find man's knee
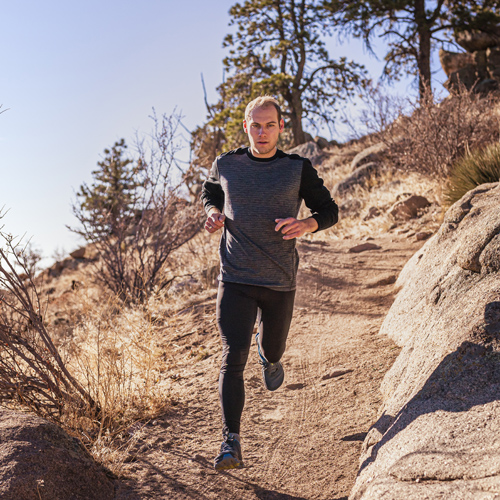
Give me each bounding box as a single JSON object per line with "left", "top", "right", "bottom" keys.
{"left": 221, "top": 346, "right": 250, "bottom": 374}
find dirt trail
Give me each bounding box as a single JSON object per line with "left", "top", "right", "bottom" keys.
{"left": 116, "top": 235, "right": 424, "bottom": 500}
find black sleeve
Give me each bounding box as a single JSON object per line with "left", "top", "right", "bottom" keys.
{"left": 299, "top": 159, "right": 339, "bottom": 232}
{"left": 201, "top": 159, "right": 224, "bottom": 215}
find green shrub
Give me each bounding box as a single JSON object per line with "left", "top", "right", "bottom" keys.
{"left": 445, "top": 142, "right": 500, "bottom": 207}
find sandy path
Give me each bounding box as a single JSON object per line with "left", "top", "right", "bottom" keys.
{"left": 116, "top": 236, "right": 423, "bottom": 500}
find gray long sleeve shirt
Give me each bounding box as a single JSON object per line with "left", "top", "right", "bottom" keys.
{"left": 201, "top": 147, "right": 338, "bottom": 291}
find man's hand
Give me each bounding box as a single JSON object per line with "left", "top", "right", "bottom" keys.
{"left": 205, "top": 211, "right": 226, "bottom": 233}
{"left": 275, "top": 217, "right": 318, "bottom": 240}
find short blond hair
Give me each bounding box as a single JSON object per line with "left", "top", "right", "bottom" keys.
{"left": 245, "top": 96, "right": 282, "bottom": 124}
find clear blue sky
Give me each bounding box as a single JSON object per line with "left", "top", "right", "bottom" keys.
{"left": 0, "top": 1, "right": 446, "bottom": 263}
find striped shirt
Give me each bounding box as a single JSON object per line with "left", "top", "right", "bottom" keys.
{"left": 201, "top": 147, "right": 338, "bottom": 291}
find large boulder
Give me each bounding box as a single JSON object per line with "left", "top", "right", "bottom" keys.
{"left": 446, "top": 64, "right": 480, "bottom": 90}
{"left": 0, "top": 409, "right": 115, "bottom": 500}
{"left": 350, "top": 182, "right": 500, "bottom": 499}
{"left": 439, "top": 49, "right": 474, "bottom": 77}
{"left": 314, "top": 135, "right": 331, "bottom": 150}
{"left": 69, "top": 244, "right": 99, "bottom": 261}
{"left": 388, "top": 195, "right": 430, "bottom": 220}
{"left": 333, "top": 162, "right": 380, "bottom": 197}
{"left": 488, "top": 46, "right": 500, "bottom": 79}
{"left": 456, "top": 30, "right": 500, "bottom": 53}
{"left": 350, "top": 143, "right": 388, "bottom": 172}
{"left": 441, "top": 29, "right": 500, "bottom": 92}
{"left": 287, "top": 141, "right": 326, "bottom": 167}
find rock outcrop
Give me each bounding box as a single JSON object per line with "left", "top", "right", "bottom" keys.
{"left": 287, "top": 140, "right": 331, "bottom": 167}
{"left": 388, "top": 195, "right": 431, "bottom": 220}
{"left": 0, "top": 409, "right": 115, "bottom": 500}
{"left": 350, "top": 143, "right": 388, "bottom": 172}
{"left": 333, "top": 162, "right": 380, "bottom": 196}
{"left": 351, "top": 182, "right": 500, "bottom": 499}
{"left": 439, "top": 28, "right": 500, "bottom": 92}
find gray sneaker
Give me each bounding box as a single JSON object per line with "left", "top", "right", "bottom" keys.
{"left": 255, "top": 333, "right": 284, "bottom": 391}
{"left": 214, "top": 433, "right": 244, "bottom": 470}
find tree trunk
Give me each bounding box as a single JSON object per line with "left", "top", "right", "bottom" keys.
{"left": 289, "top": 91, "right": 306, "bottom": 146}
{"left": 415, "top": 0, "right": 432, "bottom": 99}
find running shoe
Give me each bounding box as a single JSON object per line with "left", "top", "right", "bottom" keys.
{"left": 214, "top": 433, "right": 244, "bottom": 470}
{"left": 255, "top": 332, "right": 284, "bottom": 391}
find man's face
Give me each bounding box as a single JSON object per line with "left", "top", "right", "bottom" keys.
{"left": 243, "top": 105, "right": 284, "bottom": 158}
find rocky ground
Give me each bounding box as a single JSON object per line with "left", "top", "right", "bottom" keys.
{"left": 113, "top": 235, "right": 426, "bottom": 500}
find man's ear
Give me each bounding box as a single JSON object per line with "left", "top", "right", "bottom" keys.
{"left": 243, "top": 120, "right": 248, "bottom": 133}
{"left": 279, "top": 119, "right": 284, "bottom": 133}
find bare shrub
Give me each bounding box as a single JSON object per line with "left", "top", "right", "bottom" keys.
{"left": 0, "top": 217, "right": 177, "bottom": 472}
{"left": 71, "top": 111, "right": 204, "bottom": 304}
{"left": 0, "top": 227, "right": 97, "bottom": 421}
{"left": 387, "top": 85, "right": 500, "bottom": 178}
{"left": 339, "top": 83, "right": 409, "bottom": 141}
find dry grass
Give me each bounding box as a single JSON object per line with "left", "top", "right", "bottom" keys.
{"left": 29, "top": 227, "right": 223, "bottom": 473}
{"left": 304, "top": 152, "right": 443, "bottom": 241}
{"left": 43, "top": 287, "right": 168, "bottom": 472}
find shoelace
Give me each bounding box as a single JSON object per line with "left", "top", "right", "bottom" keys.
{"left": 257, "top": 357, "right": 269, "bottom": 367}
{"left": 260, "top": 360, "right": 281, "bottom": 375}
{"left": 220, "top": 437, "right": 238, "bottom": 455}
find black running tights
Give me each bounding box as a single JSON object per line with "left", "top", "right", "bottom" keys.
{"left": 216, "top": 281, "right": 296, "bottom": 436}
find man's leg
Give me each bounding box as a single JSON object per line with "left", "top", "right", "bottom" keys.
{"left": 256, "top": 287, "right": 296, "bottom": 390}
{"left": 216, "top": 282, "right": 258, "bottom": 434}
{"left": 258, "top": 287, "right": 295, "bottom": 363}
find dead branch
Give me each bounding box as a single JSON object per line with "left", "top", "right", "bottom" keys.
{"left": 0, "top": 230, "right": 99, "bottom": 421}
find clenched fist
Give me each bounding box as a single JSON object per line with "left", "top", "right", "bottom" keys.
{"left": 205, "top": 212, "right": 226, "bottom": 233}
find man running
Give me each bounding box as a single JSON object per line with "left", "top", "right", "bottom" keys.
{"left": 201, "top": 96, "right": 338, "bottom": 470}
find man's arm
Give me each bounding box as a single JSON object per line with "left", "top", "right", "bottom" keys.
{"left": 298, "top": 159, "right": 338, "bottom": 231}
{"left": 205, "top": 207, "right": 225, "bottom": 233}
{"left": 201, "top": 159, "right": 224, "bottom": 214}
{"left": 275, "top": 216, "right": 318, "bottom": 240}
{"left": 201, "top": 160, "right": 226, "bottom": 233}
{"left": 275, "top": 159, "right": 338, "bottom": 240}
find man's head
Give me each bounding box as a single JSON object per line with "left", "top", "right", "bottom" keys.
{"left": 243, "top": 96, "right": 284, "bottom": 158}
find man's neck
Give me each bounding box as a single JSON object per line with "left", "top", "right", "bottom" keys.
{"left": 247, "top": 147, "right": 280, "bottom": 162}
{"left": 249, "top": 146, "right": 278, "bottom": 159}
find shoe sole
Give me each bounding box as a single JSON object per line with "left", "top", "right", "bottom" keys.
{"left": 214, "top": 455, "right": 244, "bottom": 470}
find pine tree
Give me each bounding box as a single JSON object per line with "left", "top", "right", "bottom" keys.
{"left": 211, "top": 0, "right": 367, "bottom": 148}
{"left": 324, "top": 0, "right": 500, "bottom": 98}
{"left": 75, "top": 139, "right": 141, "bottom": 236}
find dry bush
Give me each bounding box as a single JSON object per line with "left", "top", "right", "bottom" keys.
{"left": 387, "top": 85, "right": 500, "bottom": 179}
{"left": 340, "top": 83, "right": 500, "bottom": 180}
{"left": 61, "top": 289, "right": 171, "bottom": 442}
{"left": 0, "top": 229, "right": 97, "bottom": 422}
{"left": 338, "top": 82, "right": 409, "bottom": 142}
{"left": 71, "top": 111, "right": 204, "bottom": 304}
{"left": 0, "top": 219, "right": 177, "bottom": 473}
